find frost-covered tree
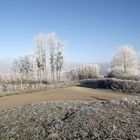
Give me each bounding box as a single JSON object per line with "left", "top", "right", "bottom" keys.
{"left": 46, "top": 32, "right": 58, "bottom": 81}
{"left": 68, "top": 64, "right": 100, "bottom": 81}
{"left": 111, "top": 45, "right": 138, "bottom": 76}
{"left": 55, "top": 41, "right": 65, "bottom": 82}
{"left": 47, "top": 32, "right": 65, "bottom": 82}
{"left": 12, "top": 56, "right": 33, "bottom": 89}
{"left": 12, "top": 55, "right": 34, "bottom": 83}
{"left": 34, "top": 33, "right": 47, "bottom": 82}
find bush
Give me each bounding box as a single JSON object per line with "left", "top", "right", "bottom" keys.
{"left": 80, "top": 78, "right": 140, "bottom": 95}
{"left": 107, "top": 68, "right": 140, "bottom": 81}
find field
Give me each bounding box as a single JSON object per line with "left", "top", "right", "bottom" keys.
{"left": 0, "top": 86, "right": 135, "bottom": 112}
{"left": 0, "top": 86, "right": 140, "bottom": 139}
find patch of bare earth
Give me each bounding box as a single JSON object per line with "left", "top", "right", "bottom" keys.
{"left": 0, "top": 86, "right": 136, "bottom": 112}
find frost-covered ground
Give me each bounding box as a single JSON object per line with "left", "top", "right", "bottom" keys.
{"left": 0, "top": 98, "right": 140, "bottom": 140}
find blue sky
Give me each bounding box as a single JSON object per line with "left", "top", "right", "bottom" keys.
{"left": 0, "top": 0, "right": 140, "bottom": 63}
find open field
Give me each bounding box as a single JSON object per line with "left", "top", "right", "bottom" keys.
{"left": 0, "top": 86, "right": 138, "bottom": 112}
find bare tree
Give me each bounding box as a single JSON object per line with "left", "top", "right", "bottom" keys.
{"left": 34, "top": 33, "right": 47, "bottom": 82}
{"left": 12, "top": 55, "right": 34, "bottom": 88}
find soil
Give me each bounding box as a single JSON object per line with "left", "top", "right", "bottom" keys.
{"left": 0, "top": 86, "right": 137, "bottom": 112}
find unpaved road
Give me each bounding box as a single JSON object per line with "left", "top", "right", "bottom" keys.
{"left": 0, "top": 86, "right": 136, "bottom": 112}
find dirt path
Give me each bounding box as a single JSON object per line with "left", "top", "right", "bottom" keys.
{"left": 0, "top": 86, "right": 136, "bottom": 112}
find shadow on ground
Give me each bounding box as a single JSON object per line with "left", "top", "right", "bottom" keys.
{"left": 77, "top": 79, "right": 107, "bottom": 89}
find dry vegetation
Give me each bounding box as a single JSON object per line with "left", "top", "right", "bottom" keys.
{"left": 0, "top": 81, "right": 77, "bottom": 97}
{"left": 0, "top": 98, "right": 140, "bottom": 140}
{"left": 80, "top": 78, "right": 140, "bottom": 95}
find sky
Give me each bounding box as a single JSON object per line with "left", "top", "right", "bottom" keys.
{"left": 0, "top": 0, "right": 140, "bottom": 63}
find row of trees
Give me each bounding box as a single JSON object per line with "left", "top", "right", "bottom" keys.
{"left": 47, "top": 32, "right": 65, "bottom": 82}
{"left": 1, "top": 39, "right": 139, "bottom": 85}
{"left": 11, "top": 32, "right": 65, "bottom": 84}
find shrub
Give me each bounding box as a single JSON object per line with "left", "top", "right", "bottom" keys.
{"left": 107, "top": 68, "right": 140, "bottom": 81}
{"left": 80, "top": 78, "right": 140, "bottom": 95}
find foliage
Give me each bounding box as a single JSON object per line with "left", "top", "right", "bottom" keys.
{"left": 80, "top": 78, "right": 140, "bottom": 95}
{"left": 110, "top": 45, "right": 139, "bottom": 78}
{"left": 0, "top": 99, "right": 140, "bottom": 139}
{"left": 46, "top": 32, "right": 65, "bottom": 82}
